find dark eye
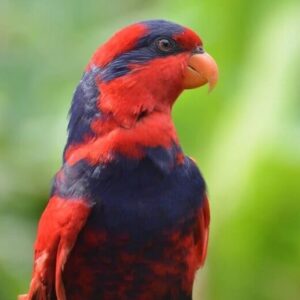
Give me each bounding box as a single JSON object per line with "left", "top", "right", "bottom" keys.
{"left": 155, "top": 38, "right": 176, "bottom": 53}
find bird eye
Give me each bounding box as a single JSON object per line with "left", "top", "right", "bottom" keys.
{"left": 155, "top": 38, "right": 176, "bottom": 53}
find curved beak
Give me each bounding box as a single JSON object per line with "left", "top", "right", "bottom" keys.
{"left": 183, "top": 52, "right": 218, "bottom": 91}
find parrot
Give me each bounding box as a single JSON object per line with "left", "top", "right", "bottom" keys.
{"left": 19, "top": 19, "right": 218, "bottom": 300}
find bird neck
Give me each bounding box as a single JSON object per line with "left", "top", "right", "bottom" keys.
{"left": 64, "top": 109, "right": 181, "bottom": 167}
{"left": 63, "top": 67, "right": 183, "bottom": 168}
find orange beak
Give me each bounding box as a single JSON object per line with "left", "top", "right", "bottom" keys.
{"left": 183, "top": 53, "right": 218, "bottom": 91}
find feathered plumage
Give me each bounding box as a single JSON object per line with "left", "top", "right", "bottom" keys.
{"left": 20, "top": 19, "right": 218, "bottom": 300}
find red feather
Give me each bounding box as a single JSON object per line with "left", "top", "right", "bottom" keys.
{"left": 195, "top": 194, "right": 210, "bottom": 267}
{"left": 19, "top": 196, "right": 92, "bottom": 300}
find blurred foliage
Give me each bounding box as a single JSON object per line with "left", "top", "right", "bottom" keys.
{"left": 0, "top": 0, "right": 300, "bottom": 299}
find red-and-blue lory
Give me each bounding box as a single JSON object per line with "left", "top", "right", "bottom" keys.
{"left": 20, "top": 19, "right": 218, "bottom": 300}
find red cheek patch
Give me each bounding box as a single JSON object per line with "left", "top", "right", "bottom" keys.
{"left": 97, "top": 53, "right": 189, "bottom": 123}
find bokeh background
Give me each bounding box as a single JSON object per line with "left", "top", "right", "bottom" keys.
{"left": 1, "top": 0, "right": 300, "bottom": 299}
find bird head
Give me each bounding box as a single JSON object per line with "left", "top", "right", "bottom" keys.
{"left": 65, "top": 20, "right": 218, "bottom": 164}
{"left": 89, "top": 20, "right": 218, "bottom": 122}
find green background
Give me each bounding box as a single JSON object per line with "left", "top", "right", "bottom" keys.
{"left": 1, "top": 0, "right": 300, "bottom": 299}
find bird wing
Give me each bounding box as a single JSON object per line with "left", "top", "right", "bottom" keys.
{"left": 18, "top": 196, "right": 92, "bottom": 300}
{"left": 194, "top": 194, "right": 210, "bottom": 267}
